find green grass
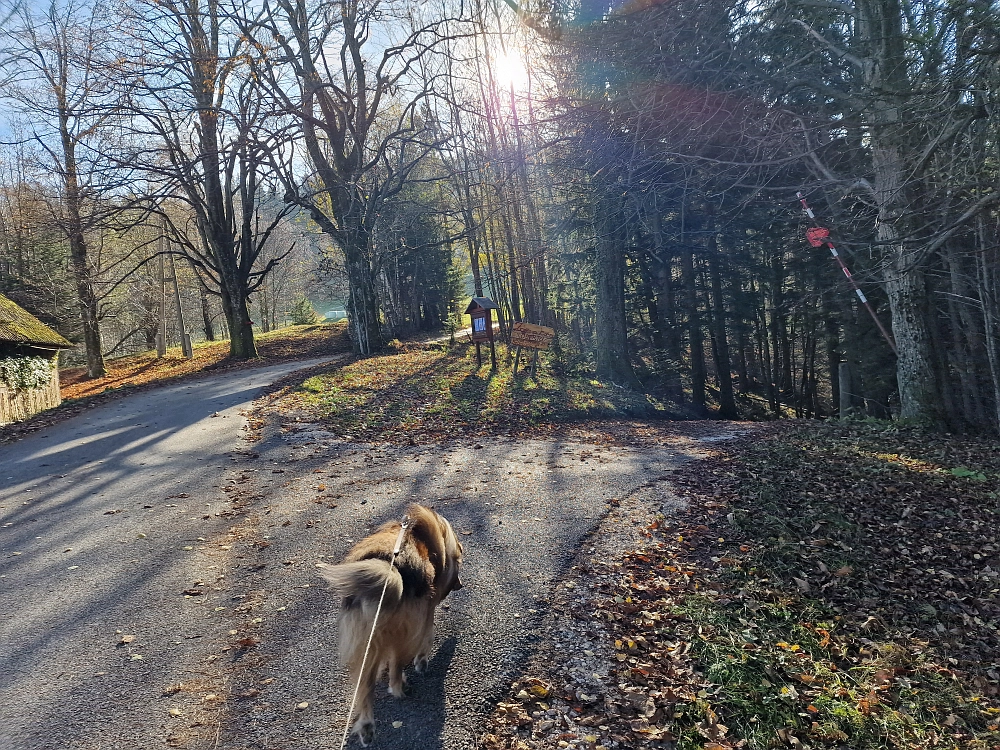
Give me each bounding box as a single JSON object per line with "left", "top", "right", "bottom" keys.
{"left": 669, "top": 589, "right": 991, "bottom": 749}
{"left": 658, "top": 421, "right": 1000, "bottom": 749}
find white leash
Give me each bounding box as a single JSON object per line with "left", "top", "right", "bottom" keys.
{"left": 339, "top": 519, "right": 410, "bottom": 750}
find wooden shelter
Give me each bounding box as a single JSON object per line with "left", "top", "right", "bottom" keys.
{"left": 0, "top": 293, "right": 73, "bottom": 425}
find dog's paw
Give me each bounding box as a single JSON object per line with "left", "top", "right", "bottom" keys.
{"left": 352, "top": 719, "right": 374, "bottom": 747}
{"left": 413, "top": 653, "right": 429, "bottom": 673}
{"left": 388, "top": 673, "right": 410, "bottom": 698}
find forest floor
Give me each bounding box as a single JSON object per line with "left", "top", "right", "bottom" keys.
{"left": 258, "top": 340, "right": 1000, "bottom": 750}
{"left": 255, "top": 338, "right": 689, "bottom": 442}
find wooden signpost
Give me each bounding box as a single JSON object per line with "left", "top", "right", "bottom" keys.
{"left": 465, "top": 297, "right": 499, "bottom": 370}
{"left": 511, "top": 322, "right": 555, "bottom": 377}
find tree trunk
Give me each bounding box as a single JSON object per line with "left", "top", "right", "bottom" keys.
{"left": 855, "top": 0, "right": 946, "bottom": 426}
{"left": 708, "top": 228, "right": 737, "bottom": 419}
{"left": 826, "top": 316, "right": 840, "bottom": 416}
{"left": 59, "top": 107, "right": 105, "bottom": 378}
{"left": 647, "top": 207, "right": 685, "bottom": 402}
{"left": 200, "top": 283, "right": 216, "bottom": 341}
{"left": 69, "top": 233, "right": 105, "bottom": 378}
{"left": 594, "top": 190, "right": 641, "bottom": 388}
{"left": 342, "top": 223, "right": 382, "bottom": 355}
{"left": 680, "top": 238, "right": 706, "bottom": 412}
{"left": 220, "top": 277, "right": 257, "bottom": 359}
{"left": 883, "top": 256, "right": 942, "bottom": 423}
{"left": 975, "top": 216, "right": 1000, "bottom": 433}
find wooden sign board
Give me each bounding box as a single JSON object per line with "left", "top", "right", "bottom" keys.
{"left": 511, "top": 322, "right": 554, "bottom": 350}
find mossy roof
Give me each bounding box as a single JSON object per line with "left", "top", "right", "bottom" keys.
{"left": 0, "top": 293, "right": 73, "bottom": 349}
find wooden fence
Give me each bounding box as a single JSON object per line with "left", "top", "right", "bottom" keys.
{"left": 0, "top": 368, "right": 61, "bottom": 425}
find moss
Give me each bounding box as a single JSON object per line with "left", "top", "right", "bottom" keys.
{"left": 0, "top": 293, "right": 72, "bottom": 349}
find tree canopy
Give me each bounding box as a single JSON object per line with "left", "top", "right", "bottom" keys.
{"left": 1, "top": 0, "right": 998, "bottom": 433}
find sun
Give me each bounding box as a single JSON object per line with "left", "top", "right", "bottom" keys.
{"left": 493, "top": 49, "right": 530, "bottom": 91}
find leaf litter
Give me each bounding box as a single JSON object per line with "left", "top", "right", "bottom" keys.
{"left": 480, "top": 421, "right": 1000, "bottom": 750}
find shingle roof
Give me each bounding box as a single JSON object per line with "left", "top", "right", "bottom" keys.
{"left": 464, "top": 296, "right": 501, "bottom": 313}
{"left": 0, "top": 293, "right": 73, "bottom": 349}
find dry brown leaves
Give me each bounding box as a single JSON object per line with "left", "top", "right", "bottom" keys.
{"left": 481, "top": 420, "right": 1000, "bottom": 750}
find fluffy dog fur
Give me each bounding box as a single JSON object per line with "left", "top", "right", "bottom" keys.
{"left": 318, "top": 503, "right": 464, "bottom": 746}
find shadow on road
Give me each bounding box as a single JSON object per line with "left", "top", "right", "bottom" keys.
{"left": 0, "top": 361, "right": 335, "bottom": 750}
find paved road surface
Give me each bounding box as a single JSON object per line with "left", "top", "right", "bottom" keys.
{"left": 0, "top": 358, "right": 732, "bottom": 750}
{"left": 0, "top": 359, "right": 335, "bottom": 750}
{"left": 214, "top": 422, "right": 729, "bottom": 750}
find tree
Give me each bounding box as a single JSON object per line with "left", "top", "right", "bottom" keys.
{"left": 768, "top": 0, "right": 1000, "bottom": 426}
{"left": 245, "top": 0, "right": 463, "bottom": 353}
{"left": 119, "top": 0, "right": 293, "bottom": 359}
{"left": 0, "top": 0, "right": 121, "bottom": 377}
{"left": 289, "top": 295, "right": 320, "bottom": 325}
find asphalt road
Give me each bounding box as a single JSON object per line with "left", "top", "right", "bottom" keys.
{"left": 0, "top": 360, "right": 733, "bottom": 750}
{"left": 0, "top": 358, "right": 335, "bottom": 750}
{"left": 215, "top": 422, "right": 728, "bottom": 750}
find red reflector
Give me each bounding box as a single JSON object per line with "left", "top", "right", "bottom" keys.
{"left": 806, "top": 226, "right": 830, "bottom": 247}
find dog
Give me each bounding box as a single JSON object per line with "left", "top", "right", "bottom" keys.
{"left": 318, "top": 503, "right": 464, "bottom": 746}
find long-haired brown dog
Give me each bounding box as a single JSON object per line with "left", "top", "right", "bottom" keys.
{"left": 318, "top": 504, "right": 464, "bottom": 746}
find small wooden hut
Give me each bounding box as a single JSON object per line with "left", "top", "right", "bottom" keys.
{"left": 0, "top": 293, "right": 73, "bottom": 425}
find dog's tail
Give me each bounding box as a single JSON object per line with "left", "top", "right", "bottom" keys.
{"left": 317, "top": 559, "right": 404, "bottom": 609}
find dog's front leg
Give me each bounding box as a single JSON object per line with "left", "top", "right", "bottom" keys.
{"left": 412, "top": 608, "right": 436, "bottom": 673}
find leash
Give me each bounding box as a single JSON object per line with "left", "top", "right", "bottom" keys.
{"left": 339, "top": 518, "right": 410, "bottom": 750}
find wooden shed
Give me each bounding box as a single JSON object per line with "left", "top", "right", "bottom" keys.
{"left": 0, "top": 293, "right": 73, "bottom": 425}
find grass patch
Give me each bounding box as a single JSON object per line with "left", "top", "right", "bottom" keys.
{"left": 279, "top": 341, "right": 678, "bottom": 440}
{"left": 60, "top": 323, "right": 349, "bottom": 401}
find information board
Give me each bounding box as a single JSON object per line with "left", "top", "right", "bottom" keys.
{"left": 510, "top": 322, "right": 554, "bottom": 350}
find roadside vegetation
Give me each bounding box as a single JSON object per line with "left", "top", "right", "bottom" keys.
{"left": 267, "top": 339, "right": 691, "bottom": 441}
{"left": 483, "top": 421, "right": 1000, "bottom": 750}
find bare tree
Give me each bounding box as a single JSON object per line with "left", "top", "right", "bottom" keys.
{"left": 0, "top": 0, "right": 123, "bottom": 377}
{"left": 118, "top": 0, "right": 293, "bottom": 359}
{"left": 244, "top": 0, "right": 465, "bottom": 353}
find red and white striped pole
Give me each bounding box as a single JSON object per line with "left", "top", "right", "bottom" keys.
{"left": 796, "top": 193, "right": 898, "bottom": 356}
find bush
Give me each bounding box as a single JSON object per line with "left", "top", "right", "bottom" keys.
{"left": 290, "top": 296, "right": 321, "bottom": 325}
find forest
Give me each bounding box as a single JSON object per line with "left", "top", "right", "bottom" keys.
{"left": 1, "top": 0, "right": 998, "bottom": 434}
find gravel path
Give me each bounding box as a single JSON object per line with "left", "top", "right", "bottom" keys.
{"left": 215, "top": 420, "right": 736, "bottom": 750}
